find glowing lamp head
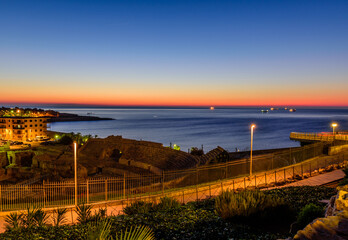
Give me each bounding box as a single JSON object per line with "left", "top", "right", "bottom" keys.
{"left": 251, "top": 124, "right": 256, "bottom": 129}
{"left": 332, "top": 123, "right": 338, "bottom": 128}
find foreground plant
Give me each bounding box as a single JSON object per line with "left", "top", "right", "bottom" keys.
{"left": 87, "top": 219, "right": 112, "bottom": 240}
{"left": 34, "top": 208, "right": 49, "bottom": 227}
{"left": 115, "top": 226, "right": 155, "bottom": 240}
{"left": 215, "top": 189, "right": 289, "bottom": 221}
{"left": 75, "top": 203, "right": 92, "bottom": 224}
{"left": 52, "top": 208, "right": 68, "bottom": 227}
{"left": 4, "top": 212, "right": 23, "bottom": 231}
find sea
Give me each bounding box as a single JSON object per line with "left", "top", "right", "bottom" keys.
{"left": 45, "top": 107, "right": 348, "bottom": 153}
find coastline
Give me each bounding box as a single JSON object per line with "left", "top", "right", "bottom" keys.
{"left": 47, "top": 112, "right": 114, "bottom": 122}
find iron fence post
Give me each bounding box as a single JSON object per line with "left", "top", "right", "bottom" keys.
{"left": 0, "top": 185, "right": 2, "bottom": 212}
{"left": 301, "top": 164, "right": 303, "bottom": 176}
{"left": 275, "top": 170, "right": 277, "bottom": 184}
{"left": 162, "top": 171, "right": 165, "bottom": 196}
{"left": 43, "top": 180, "right": 46, "bottom": 208}
{"left": 292, "top": 166, "right": 295, "bottom": 179}
{"left": 284, "top": 169, "right": 286, "bottom": 182}
{"left": 123, "top": 173, "right": 126, "bottom": 200}
{"left": 86, "top": 180, "right": 89, "bottom": 204}
{"left": 196, "top": 168, "right": 198, "bottom": 200}
{"left": 105, "top": 179, "right": 108, "bottom": 201}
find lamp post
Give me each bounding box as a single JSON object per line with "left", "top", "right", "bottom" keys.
{"left": 250, "top": 124, "right": 256, "bottom": 177}
{"left": 74, "top": 142, "right": 78, "bottom": 206}
{"left": 331, "top": 123, "right": 337, "bottom": 135}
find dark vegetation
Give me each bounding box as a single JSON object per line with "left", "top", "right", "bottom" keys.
{"left": 338, "top": 166, "right": 348, "bottom": 186}
{"left": 56, "top": 132, "right": 94, "bottom": 146}
{"left": 1, "top": 186, "right": 336, "bottom": 240}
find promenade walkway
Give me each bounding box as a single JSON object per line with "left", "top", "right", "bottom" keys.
{"left": 290, "top": 132, "right": 348, "bottom": 142}
{"left": 284, "top": 169, "right": 345, "bottom": 187}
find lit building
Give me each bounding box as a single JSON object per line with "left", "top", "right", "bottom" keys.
{"left": 0, "top": 108, "right": 57, "bottom": 141}
{"left": 0, "top": 116, "right": 50, "bottom": 141}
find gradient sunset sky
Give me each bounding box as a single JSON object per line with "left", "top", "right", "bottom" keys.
{"left": 1, "top": 0, "right": 347, "bottom": 107}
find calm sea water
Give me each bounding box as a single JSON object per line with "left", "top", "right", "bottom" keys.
{"left": 47, "top": 107, "right": 348, "bottom": 152}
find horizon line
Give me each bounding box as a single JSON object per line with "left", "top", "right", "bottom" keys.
{"left": 1, "top": 102, "right": 348, "bottom": 108}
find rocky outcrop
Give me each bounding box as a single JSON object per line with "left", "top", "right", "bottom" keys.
{"left": 293, "top": 185, "right": 348, "bottom": 240}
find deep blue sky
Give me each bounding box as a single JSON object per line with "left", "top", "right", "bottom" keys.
{"left": 1, "top": 0, "right": 347, "bottom": 106}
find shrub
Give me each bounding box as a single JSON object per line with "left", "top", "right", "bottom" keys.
{"left": 265, "top": 186, "right": 336, "bottom": 212}
{"left": 215, "top": 189, "right": 289, "bottom": 222}
{"left": 4, "top": 212, "right": 23, "bottom": 231}
{"left": 33, "top": 208, "right": 49, "bottom": 227}
{"left": 338, "top": 167, "right": 348, "bottom": 186}
{"left": 115, "top": 225, "right": 155, "bottom": 240}
{"left": 52, "top": 208, "right": 68, "bottom": 227}
{"left": 86, "top": 219, "right": 112, "bottom": 240}
{"left": 22, "top": 207, "right": 39, "bottom": 228}
{"left": 58, "top": 135, "right": 73, "bottom": 145}
{"left": 90, "top": 208, "right": 108, "bottom": 222}
{"left": 297, "top": 204, "right": 324, "bottom": 228}
{"left": 154, "top": 197, "right": 181, "bottom": 211}
{"left": 75, "top": 204, "right": 92, "bottom": 224}
{"left": 123, "top": 201, "right": 154, "bottom": 215}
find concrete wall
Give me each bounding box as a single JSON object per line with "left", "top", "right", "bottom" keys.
{"left": 328, "top": 144, "right": 348, "bottom": 156}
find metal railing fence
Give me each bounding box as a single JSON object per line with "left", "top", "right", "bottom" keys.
{"left": 0, "top": 143, "right": 345, "bottom": 212}
{"left": 290, "top": 132, "right": 348, "bottom": 142}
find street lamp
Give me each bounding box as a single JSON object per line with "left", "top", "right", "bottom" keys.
{"left": 74, "top": 142, "right": 78, "bottom": 206}
{"left": 331, "top": 123, "right": 338, "bottom": 135}
{"left": 250, "top": 124, "right": 256, "bottom": 176}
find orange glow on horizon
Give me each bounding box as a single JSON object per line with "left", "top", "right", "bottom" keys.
{"left": 1, "top": 79, "right": 348, "bottom": 107}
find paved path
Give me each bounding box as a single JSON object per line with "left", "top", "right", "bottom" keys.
{"left": 284, "top": 169, "right": 345, "bottom": 187}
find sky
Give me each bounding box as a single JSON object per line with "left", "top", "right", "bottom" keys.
{"left": 0, "top": 0, "right": 347, "bottom": 107}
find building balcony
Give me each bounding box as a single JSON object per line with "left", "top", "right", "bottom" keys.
{"left": 13, "top": 126, "right": 25, "bottom": 129}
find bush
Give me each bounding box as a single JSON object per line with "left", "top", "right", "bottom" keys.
{"left": 265, "top": 186, "right": 336, "bottom": 212}
{"left": 75, "top": 204, "right": 92, "bottom": 224}
{"left": 338, "top": 167, "right": 348, "bottom": 186}
{"left": 59, "top": 135, "right": 73, "bottom": 145}
{"left": 215, "top": 190, "right": 290, "bottom": 222}
{"left": 154, "top": 197, "right": 181, "bottom": 212}
{"left": 297, "top": 204, "right": 324, "bottom": 228}
{"left": 123, "top": 201, "right": 154, "bottom": 215}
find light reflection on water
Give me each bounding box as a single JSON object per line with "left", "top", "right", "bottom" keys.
{"left": 48, "top": 107, "right": 348, "bottom": 152}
